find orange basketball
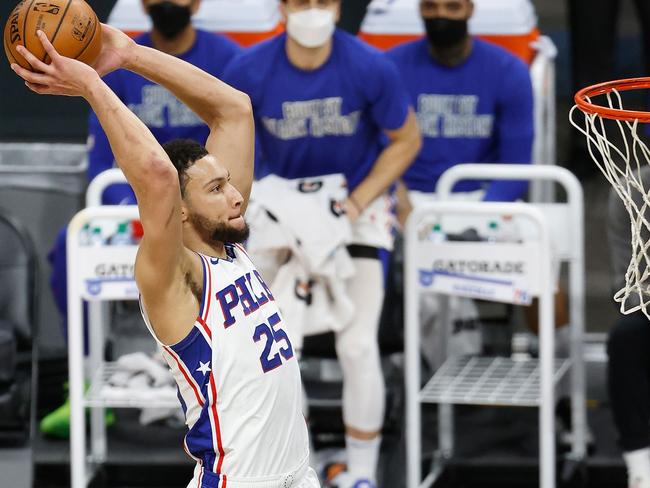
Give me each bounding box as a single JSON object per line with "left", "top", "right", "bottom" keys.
{"left": 4, "top": 0, "right": 102, "bottom": 70}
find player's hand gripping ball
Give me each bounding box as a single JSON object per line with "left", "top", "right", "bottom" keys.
{"left": 4, "top": 0, "right": 102, "bottom": 70}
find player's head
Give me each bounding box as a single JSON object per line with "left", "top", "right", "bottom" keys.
{"left": 141, "top": 0, "right": 201, "bottom": 39}
{"left": 163, "top": 139, "right": 249, "bottom": 245}
{"left": 419, "top": 0, "right": 473, "bottom": 48}
{"left": 280, "top": 0, "right": 341, "bottom": 49}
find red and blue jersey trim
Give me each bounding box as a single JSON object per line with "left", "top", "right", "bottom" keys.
{"left": 165, "top": 254, "right": 226, "bottom": 479}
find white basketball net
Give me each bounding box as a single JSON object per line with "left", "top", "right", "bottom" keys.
{"left": 570, "top": 90, "right": 650, "bottom": 317}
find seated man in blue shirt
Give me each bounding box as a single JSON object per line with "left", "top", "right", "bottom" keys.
{"left": 387, "top": 0, "right": 534, "bottom": 213}
{"left": 224, "top": 0, "right": 421, "bottom": 485}
{"left": 43, "top": 0, "right": 240, "bottom": 437}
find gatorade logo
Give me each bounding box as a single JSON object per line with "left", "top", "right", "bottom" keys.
{"left": 297, "top": 181, "right": 323, "bottom": 193}
{"left": 33, "top": 3, "right": 61, "bottom": 14}
{"left": 294, "top": 279, "right": 313, "bottom": 305}
{"left": 329, "top": 199, "right": 346, "bottom": 218}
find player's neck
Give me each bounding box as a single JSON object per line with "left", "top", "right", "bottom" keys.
{"left": 150, "top": 26, "right": 197, "bottom": 57}
{"left": 428, "top": 37, "right": 473, "bottom": 67}
{"left": 285, "top": 37, "right": 333, "bottom": 71}
{"left": 193, "top": 241, "right": 229, "bottom": 259}
{"left": 183, "top": 231, "right": 229, "bottom": 259}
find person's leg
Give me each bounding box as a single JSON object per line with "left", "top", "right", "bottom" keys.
{"left": 334, "top": 256, "right": 385, "bottom": 484}
{"left": 607, "top": 311, "right": 650, "bottom": 487}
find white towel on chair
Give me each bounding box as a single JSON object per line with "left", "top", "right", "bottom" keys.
{"left": 247, "top": 174, "right": 356, "bottom": 346}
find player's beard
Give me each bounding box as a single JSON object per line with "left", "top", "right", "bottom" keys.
{"left": 189, "top": 213, "right": 250, "bottom": 245}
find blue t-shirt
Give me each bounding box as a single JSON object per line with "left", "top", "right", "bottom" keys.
{"left": 223, "top": 30, "right": 411, "bottom": 190}
{"left": 386, "top": 38, "right": 534, "bottom": 201}
{"left": 87, "top": 29, "right": 241, "bottom": 204}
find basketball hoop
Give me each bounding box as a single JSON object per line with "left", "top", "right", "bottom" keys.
{"left": 571, "top": 77, "right": 650, "bottom": 317}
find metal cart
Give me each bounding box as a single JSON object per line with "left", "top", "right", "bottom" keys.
{"left": 67, "top": 170, "right": 179, "bottom": 488}
{"left": 405, "top": 164, "right": 586, "bottom": 488}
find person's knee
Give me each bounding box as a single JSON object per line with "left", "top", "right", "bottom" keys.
{"left": 607, "top": 313, "right": 649, "bottom": 357}
{"left": 335, "top": 332, "right": 380, "bottom": 368}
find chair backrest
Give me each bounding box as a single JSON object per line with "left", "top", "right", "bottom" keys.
{"left": 0, "top": 209, "right": 37, "bottom": 349}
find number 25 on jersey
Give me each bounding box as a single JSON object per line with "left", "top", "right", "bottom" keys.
{"left": 253, "top": 312, "right": 294, "bottom": 373}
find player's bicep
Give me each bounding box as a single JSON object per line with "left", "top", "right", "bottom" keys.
{"left": 128, "top": 159, "right": 185, "bottom": 285}
{"left": 205, "top": 93, "right": 255, "bottom": 213}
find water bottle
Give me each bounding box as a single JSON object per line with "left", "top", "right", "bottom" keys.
{"left": 428, "top": 223, "right": 446, "bottom": 243}
{"left": 131, "top": 220, "right": 144, "bottom": 244}
{"left": 485, "top": 220, "right": 499, "bottom": 243}
{"left": 500, "top": 215, "right": 520, "bottom": 243}
{"left": 110, "top": 222, "right": 133, "bottom": 246}
{"left": 89, "top": 226, "right": 104, "bottom": 247}
{"left": 78, "top": 223, "right": 91, "bottom": 246}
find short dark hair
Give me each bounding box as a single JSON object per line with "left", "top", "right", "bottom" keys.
{"left": 163, "top": 139, "right": 209, "bottom": 197}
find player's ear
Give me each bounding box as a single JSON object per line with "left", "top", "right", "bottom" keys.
{"left": 190, "top": 0, "right": 201, "bottom": 15}
{"left": 180, "top": 202, "right": 189, "bottom": 223}
{"left": 467, "top": 0, "right": 474, "bottom": 18}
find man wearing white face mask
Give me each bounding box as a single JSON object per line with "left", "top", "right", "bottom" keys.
{"left": 224, "top": 1, "right": 421, "bottom": 487}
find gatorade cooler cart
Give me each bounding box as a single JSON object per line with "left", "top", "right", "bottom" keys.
{"left": 360, "top": 0, "right": 557, "bottom": 202}
{"left": 108, "top": 0, "right": 282, "bottom": 46}
{"left": 404, "top": 164, "right": 586, "bottom": 488}
{"left": 67, "top": 170, "right": 183, "bottom": 488}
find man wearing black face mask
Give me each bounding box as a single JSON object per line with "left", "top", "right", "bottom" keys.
{"left": 41, "top": 0, "right": 241, "bottom": 440}
{"left": 87, "top": 0, "right": 241, "bottom": 199}
{"left": 387, "top": 0, "right": 533, "bottom": 213}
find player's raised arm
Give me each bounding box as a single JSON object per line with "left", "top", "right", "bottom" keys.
{"left": 10, "top": 32, "right": 194, "bottom": 340}
{"left": 95, "top": 24, "right": 255, "bottom": 213}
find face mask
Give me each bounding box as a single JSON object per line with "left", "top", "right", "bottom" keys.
{"left": 286, "top": 8, "right": 336, "bottom": 48}
{"left": 424, "top": 17, "right": 468, "bottom": 48}
{"left": 148, "top": 1, "right": 192, "bottom": 39}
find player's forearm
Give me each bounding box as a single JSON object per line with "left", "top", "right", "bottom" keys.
{"left": 351, "top": 113, "right": 422, "bottom": 209}
{"left": 124, "top": 44, "right": 250, "bottom": 128}
{"left": 84, "top": 77, "right": 173, "bottom": 189}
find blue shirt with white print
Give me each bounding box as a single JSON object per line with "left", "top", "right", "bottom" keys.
{"left": 87, "top": 29, "right": 241, "bottom": 204}
{"left": 222, "top": 29, "right": 411, "bottom": 190}
{"left": 386, "top": 38, "right": 534, "bottom": 201}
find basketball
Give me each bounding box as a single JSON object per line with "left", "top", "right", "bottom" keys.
{"left": 3, "top": 0, "right": 102, "bottom": 70}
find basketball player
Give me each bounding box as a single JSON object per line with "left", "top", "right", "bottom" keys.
{"left": 223, "top": 1, "right": 421, "bottom": 486}
{"left": 387, "top": 0, "right": 534, "bottom": 213}
{"left": 48, "top": 0, "right": 240, "bottom": 339}
{"left": 11, "top": 26, "right": 318, "bottom": 487}
{"left": 607, "top": 166, "right": 650, "bottom": 488}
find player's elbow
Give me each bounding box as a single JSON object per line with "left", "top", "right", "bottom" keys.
{"left": 208, "top": 90, "right": 252, "bottom": 129}
{"left": 145, "top": 155, "right": 178, "bottom": 187}
{"left": 230, "top": 90, "right": 253, "bottom": 117}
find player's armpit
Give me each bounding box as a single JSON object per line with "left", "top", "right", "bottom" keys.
{"left": 135, "top": 245, "right": 202, "bottom": 345}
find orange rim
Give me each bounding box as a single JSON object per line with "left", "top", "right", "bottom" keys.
{"left": 574, "top": 77, "right": 650, "bottom": 122}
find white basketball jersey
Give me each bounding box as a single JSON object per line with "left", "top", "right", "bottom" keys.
{"left": 141, "top": 243, "right": 309, "bottom": 485}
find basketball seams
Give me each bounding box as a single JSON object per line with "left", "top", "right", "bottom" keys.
{"left": 73, "top": 9, "right": 98, "bottom": 62}
{"left": 4, "top": 34, "right": 18, "bottom": 66}
{"left": 6, "top": 0, "right": 101, "bottom": 68}
{"left": 45, "top": 0, "right": 73, "bottom": 62}
{"left": 21, "top": 0, "right": 38, "bottom": 56}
